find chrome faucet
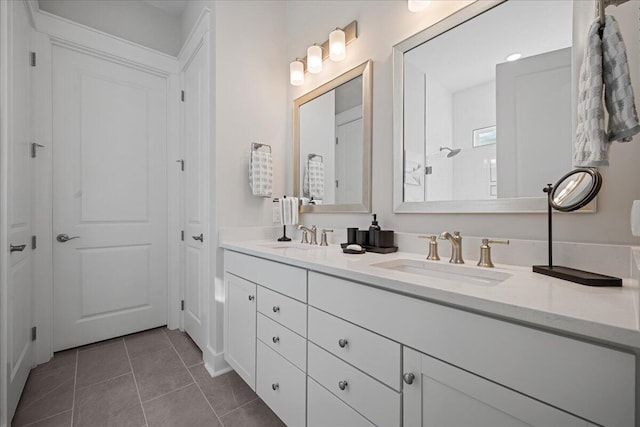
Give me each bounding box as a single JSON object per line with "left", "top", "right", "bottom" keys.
{"left": 298, "top": 225, "right": 318, "bottom": 245}
{"left": 439, "top": 231, "right": 464, "bottom": 264}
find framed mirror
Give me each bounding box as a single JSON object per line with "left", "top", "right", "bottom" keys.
{"left": 294, "top": 60, "right": 372, "bottom": 213}
{"left": 392, "top": 0, "right": 589, "bottom": 213}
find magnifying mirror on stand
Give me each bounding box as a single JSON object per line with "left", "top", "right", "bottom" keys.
{"left": 533, "top": 168, "right": 622, "bottom": 286}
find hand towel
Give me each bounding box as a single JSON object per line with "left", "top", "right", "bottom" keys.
{"left": 278, "top": 197, "right": 298, "bottom": 226}
{"left": 307, "top": 159, "right": 325, "bottom": 200}
{"left": 602, "top": 15, "right": 640, "bottom": 143}
{"left": 574, "top": 15, "right": 640, "bottom": 167}
{"left": 249, "top": 150, "right": 273, "bottom": 197}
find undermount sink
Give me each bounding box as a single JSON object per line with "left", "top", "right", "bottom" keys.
{"left": 371, "top": 259, "right": 511, "bottom": 286}
{"left": 261, "top": 243, "right": 322, "bottom": 251}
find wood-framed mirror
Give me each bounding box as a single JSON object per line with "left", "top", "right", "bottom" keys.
{"left": 294, "top": 59, "right": 373, "bottom": 213}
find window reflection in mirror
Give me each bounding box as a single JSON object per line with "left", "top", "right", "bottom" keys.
{"left": 402, "top": 0, "right": 573, "bottom": 203}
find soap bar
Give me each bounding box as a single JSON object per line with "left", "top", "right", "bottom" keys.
{"left": 346, "top": 244, "right": 363, "bottom": 251}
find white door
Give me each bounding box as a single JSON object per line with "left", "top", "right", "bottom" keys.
{"left": 51, "top": 44, "right": 168, "bottom": 351}
{"left": 181, "top": 39, "right": 209, "bottom": 350}
{"left": 335, "top": 109, "right": 363, "bottom": 204}
{"left": 1, "top": 0, "right": 34, "bottom": 421}
{"left": 403, "top": 348, "right": 589, "bottom": 427}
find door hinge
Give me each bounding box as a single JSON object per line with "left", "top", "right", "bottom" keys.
{"left": 176, "top": 159, "right": 184, "bottom": 171}
{"left": 31, "top": 235, "right": 36, "bottom": 250}
{"left": 181, "top": 90, "right": 185, "bottom": 102}
{"left": 31, "top": 142, "right": 44, "bottom": 158}
{"left": 181, "top": 300, "right": 185, "bottom": 311}
{"left": 336, "top": 137, "right": 338, "bottom": 145}
{"left": 336, "top": 180, "right": 339, "bottom": 188}
{"left": 30, "top": 52, "right": 36, "bottom": 67}
{"left": 31, "top": 326, "right": 36, "bottom": 341}
{"left": 180, "top": 230, "right": 184, "bottom": 241}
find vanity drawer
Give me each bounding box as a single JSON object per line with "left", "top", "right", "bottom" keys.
{"left": 308, "top": 342, "right": 401, "bottom": 427}
{"left": 256, "top": 341, "right": 306, "bottom": 427}
{"left": 308, "top": 307, "right": 401, "bottom": 391}
{"left": 257, "top": 286, "right": 307, "bottom": 337}
{"left": 225, "top": 251, "right": 307, "bottom": 302}
{"left": 308, "top": 272, "right": 635, "bottom": 427}
{"left": 307, "top": 377, "right": 375, "bottom": 427}
{"left": 257, "top": 313, "right": 306, "bottom": 371}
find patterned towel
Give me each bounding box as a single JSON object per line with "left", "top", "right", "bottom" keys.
{"left": 249, "top": 150, "right": 273, "bottom": 197}
{"left": 303, "top": 159, "right": 324, "bottom": 200}
{"left": 574, "top": 15, "right": 640, "bottom": 167}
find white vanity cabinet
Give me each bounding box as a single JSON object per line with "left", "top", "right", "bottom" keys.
{"left": 224, "top": 272, "right": 256, "bottom": 388}
{"left": 402, "top": 347, "right": 588, "bottom": 427}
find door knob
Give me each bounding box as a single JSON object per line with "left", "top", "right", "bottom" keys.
{"left": 56, "top": 234, "right": 80, "bottom": 243}
{"left": 10, "top": 244, "right": 26, "bottom": 253}
{"left": 192, "top": 233, "right": 203, "bottom": 242}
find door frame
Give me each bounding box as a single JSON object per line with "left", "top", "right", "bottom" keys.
{"left": 29, "top": 5, "right": 181, "bottom": 365}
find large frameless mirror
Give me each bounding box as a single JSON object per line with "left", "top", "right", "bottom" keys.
{"left": 392, "top": 0, "right": 590, "bottom": 213}
{"left": 294, "top": 60, "right": 372, "bottom": 213}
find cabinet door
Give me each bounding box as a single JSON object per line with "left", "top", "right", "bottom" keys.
{"left": 403, "top": 348, "right": 588, "bottom": 427}
{"left": 224, "top": 273, "right": 257, "bottom": 389}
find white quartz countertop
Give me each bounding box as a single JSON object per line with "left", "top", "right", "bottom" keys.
{"left": 221, "top": 240, "right": 640, "bottom": 349}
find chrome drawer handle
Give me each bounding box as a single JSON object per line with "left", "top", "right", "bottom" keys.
{"left": 272, "top": 336, "right": 279, "bottom": 344}
{"left": 248, "top": 295, "right": 255, "bottom": 301}
{"left": 338, "top": 338, "right": 348, "bottom": 348}
{"left": 338, "top": 380, "right": 348, "bottom": 391}
{"left": 403, "top": 373, "right": 415, "bottom": 385}
{"left": 272, "top": 306, "right": 280, "bottom": 313}
{"left": 272, "top": 383, "right": 279, "bottom": 391}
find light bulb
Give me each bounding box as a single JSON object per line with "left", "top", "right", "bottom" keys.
{"left": 329, "top": 28, "right": 346, "bottom": 62}
{"left": 307, "top": 44, "right": 323, "bottom": 74}
{"left": 290, "top": 60, "right": 304, "bottom": 86}
{"left": 505, "top": 52, "right": 522, "bottom": 62}
{"left": 408, "top": 0, "right": 430, "bottom": 12}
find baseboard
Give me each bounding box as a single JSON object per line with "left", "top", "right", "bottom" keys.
{"left": 203, "top": 345, "right": 231, "bottom": 377}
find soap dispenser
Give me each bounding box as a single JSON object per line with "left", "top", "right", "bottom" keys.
{"left": 369, "top": 214, "right": 381, "bottom": 246}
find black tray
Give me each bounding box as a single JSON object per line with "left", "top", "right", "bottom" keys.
{"left": 341, "top": 243, "right": 398, "bottom": 254}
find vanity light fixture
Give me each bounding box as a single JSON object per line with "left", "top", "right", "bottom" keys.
{"left": 307, "top": 44, "right": 323, "bottom": 74}
{"left": 289, "top": 21, "right": 358, "bottom": 86}
{"left": 329, "top": 28, "right": 346, "bottom": 61}
{"left": 408, "top": 0, "right": 430, "bottom": 12}
{"left": 290, "top": 59, "right": 305, "bottom": 86}
{"left": 505, "top": 52, "right": 522, "bottom": 62}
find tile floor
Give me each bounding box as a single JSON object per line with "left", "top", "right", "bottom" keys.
{"left": 12, "top": 327, "right": 285, "bottom": 427}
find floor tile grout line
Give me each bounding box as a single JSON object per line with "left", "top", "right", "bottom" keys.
{"left": 139, "top": 380, "right": 195, "bottom": 404}
{"left": 162, "top": 329, "right": 225, "bottom": 426}
{"left": 123, "top": 339, "right": 150, "bottom": 427}
{"left": 69, "top": 349, "right": 79, "bottom": 427}
{"left": 217, "top": 397, "right": 260, "bottom": 419}
{"left": 17, "top": 375, "right": 74, "bottom": 412}
{"left": 74, "top": 371, "right": 133, "bottom": 392}
{"left": 21, "top": 409, "right": 72, "bottom": 427}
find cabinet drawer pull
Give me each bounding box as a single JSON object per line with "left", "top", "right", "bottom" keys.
{"left": 248, "top": 295, "right": 255, "bottom": 301}
{"left": 338, "top": 380, "right": 348, "bottom": 391}
{"left": 338, "top": 338, "right": 348, "bottom": 348}
{"left": 272, "top": 306, "right": 280, "bottom": 313}
{"left": 272, "top": 383, "right": 279, "bottom": 391}
{"left": 403, "top": 373, "right": 415, "bottom": 385}
{"left": 272, "top": 336, "right": 280, "bottom": 344}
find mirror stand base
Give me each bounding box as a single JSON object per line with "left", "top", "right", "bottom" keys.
{"left": 277, "top": 225, "right": 291, "bottom": 242}
{"left": 532, "top": 265, "right": 621, "bottom": 287}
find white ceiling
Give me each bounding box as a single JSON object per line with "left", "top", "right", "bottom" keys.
{"left": 405, "top": 0, "right": 574, "bottom": 93}
{"left": 142, "top": 0, "right": 187, "bottom": 16}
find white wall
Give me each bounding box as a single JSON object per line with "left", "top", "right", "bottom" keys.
{"left": 38, "top": 0, "right": 182, "bottom": 55}
{"left": 286, "top": 0, "right": 640, "bottom": 246}
{"left": 425, "top": 74, "right": 453, "bottom": 201}
{"left": 451, "top": 80, "right": 496, "bottom": 201}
